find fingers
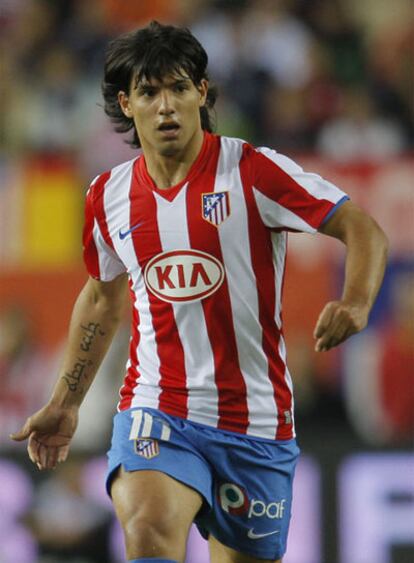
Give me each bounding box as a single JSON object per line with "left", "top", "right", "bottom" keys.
{"left": 315, "top": 317, "right": 347, "bottom": 351}
{"left": 28, "top": 434, "right": 68, "bottom": 470}
{"left": 39, "top": 443, "right": 60, "bottom": 470}
{"left": 313, "top": 303, "right": 334, "bottom": 338}
{"left": 27, "top": 434, "right": 40, "bottom": 465}
{"left": 57, "top": 445, "right": 70, "bottom": 464}
{"left": 314, "top": 301, "right": 359, "bottom": 352}
{"left": 313, "top": 303, "right": 336, "bottom": 350}
{"left": 28, "top": 434, "right": 44, "bottom": 469}
{"left": 11, "top": 406, "right": 76, "bottom": 470}
{"left": 38, "top": 442, "right": 50, "bottom": 469}
{"left": 11, "top": 417, "right": 58, "bottom": 468}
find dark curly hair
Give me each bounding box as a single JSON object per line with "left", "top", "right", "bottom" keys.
{"left": 102, "top": 21, "right": 218, "bottom": 148}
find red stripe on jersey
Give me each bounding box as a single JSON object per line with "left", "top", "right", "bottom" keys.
{"left": 186, "top": 136, "right": 249, "bottom": 433}
{"left": 119, "top": 278, "right": 141, "bottom": 410}
{"left": 126, "top": 161, "right": 188, "bottom": 417}
{"left": 240, "top": 144, "right": 293, "bottom": 439}
{"left": 90, "top": 171, "right": 115, "bottom": 250}
{"left": 83, "top": 190, "right": 100, "bottom": 279}
{"left": 252, "top": 150, "right": 335, "bottom": 229}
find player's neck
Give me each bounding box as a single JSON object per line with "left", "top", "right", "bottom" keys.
{"left": 143, "top": 129, "right": 204, "bottom": 190}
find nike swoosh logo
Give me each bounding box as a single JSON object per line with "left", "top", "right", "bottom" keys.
{"left": 119, "top": 222, "right": 143, "bottom": 240}
{"left": 247, "top": 528, "right": 280, "bottom": 540}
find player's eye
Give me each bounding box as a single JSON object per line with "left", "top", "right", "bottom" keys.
{"left": 173, "top": 83, "right": 188, "bottom": 93}
{"left": 140, "top": 88, "right": 156, "bottom": 97}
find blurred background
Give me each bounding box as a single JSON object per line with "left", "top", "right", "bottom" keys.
{"left": 0, "top": 0, "right": 413, "bottom": 562}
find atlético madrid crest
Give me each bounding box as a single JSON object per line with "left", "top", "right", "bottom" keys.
{"left": 202, "top": 191, "right": 230, "bottom": 226}
{"left": 134, "top": 438, "right": 159, "bottom": 459}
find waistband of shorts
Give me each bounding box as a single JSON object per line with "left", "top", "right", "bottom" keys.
{"left": 117, "top": 406, "right": 299, "bottom": 447}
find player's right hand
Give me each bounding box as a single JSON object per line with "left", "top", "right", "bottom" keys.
{"left": 10, "top": 403, "right": 79, "bottom": 471}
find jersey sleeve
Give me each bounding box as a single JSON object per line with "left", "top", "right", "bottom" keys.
{"left": 82, "top": 183, "right": 127, "bottom": 281}
{"left": 250, "top": 146, "right": 349, "bottom": 233}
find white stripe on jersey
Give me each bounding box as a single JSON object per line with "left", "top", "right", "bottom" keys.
{"left": 271, "top": 231, "right": 287, "bottom": 329}
{"left": 92, "top": 217, "right": 126, "bottom": 281}
{"left": 92, "top": 160, "right": 134, "bottom": 281}
{"left": 279, "top": 334, "right": 293, "bottom": 396}
{"left": 278, "top": 334, "right": 296, "bottom": 436}
{"left": 214, "top": 137, "right": 279, "bottom": 438}
{"left": 103, "top": 160, "right": 134, "bottom": 272}
{"left": 96, "top": 160, "right": 162, "bottom": 410}
{"left": 129, "top": 271, "right": 163, "bottom": 410}
{"left": 153, "top": 185, "right": 219, "bottom": 426}
{"left": 257, "top": 147, "right": 346, "bottom": 204}
{"left": 253, "top": 186, "right": 317, "bottom": 232}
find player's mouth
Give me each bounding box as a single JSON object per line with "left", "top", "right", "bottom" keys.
{"left": 157, "top": 121, "right": 180, "bottom": 138}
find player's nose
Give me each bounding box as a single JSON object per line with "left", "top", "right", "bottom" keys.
{"left": 158, "top": 90, "right": 175, "bottom": 115}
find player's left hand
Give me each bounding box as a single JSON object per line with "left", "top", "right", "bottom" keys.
{"left": 313, "top": 300, "right": 369, "bottom": 352}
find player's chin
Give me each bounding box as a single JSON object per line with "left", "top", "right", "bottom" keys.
{"left": 158, "top": 142, "right": 181, "bottom": 157}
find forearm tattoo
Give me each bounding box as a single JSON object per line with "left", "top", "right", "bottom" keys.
{"left": 63, "top": 358, "right": 92, "bottom": 393}
{"left": 80, "top": 322, "right": 105, "bottom": 352}
{"left": 62, "top": 321, "right": 106, "bottom": 393}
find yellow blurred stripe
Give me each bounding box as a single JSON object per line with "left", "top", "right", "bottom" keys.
{"left": 23, "top": 163, "right": 82, "bottom": 267}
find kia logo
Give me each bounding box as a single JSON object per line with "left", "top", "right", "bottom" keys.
{"left": 144, "top": 249, "right": 225, "bottom": 303}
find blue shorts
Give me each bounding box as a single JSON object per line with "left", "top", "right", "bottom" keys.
{"left": 106, "top": 407, "right": 300, "bottom": 560}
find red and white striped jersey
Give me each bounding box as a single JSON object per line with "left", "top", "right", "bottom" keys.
{"left": 83, "top": 132, "right": 348, "bottom": 440}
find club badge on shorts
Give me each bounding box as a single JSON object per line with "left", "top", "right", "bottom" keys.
{"left": 202, "top": 191, "right": 230, "bottom": 226}
{"left": 134, "top": 438, "right": 160, "bottom": 459}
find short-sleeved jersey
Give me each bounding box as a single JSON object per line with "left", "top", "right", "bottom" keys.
{"left": 83, "top": 132, "right": 348, "bottom": 440}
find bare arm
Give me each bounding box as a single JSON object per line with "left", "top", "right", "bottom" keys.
{"left": 10, "top": 274, "right": 129, "bottom": 468}
{"left": 49, "top": 274, "right": 128, "bottom": 408}
{"left": 314, "top": 201, "right": 388, "bottom": 352}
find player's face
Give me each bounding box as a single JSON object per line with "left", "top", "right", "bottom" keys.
{"left": 118, "top": 71, "right": 208, "bottom": 158}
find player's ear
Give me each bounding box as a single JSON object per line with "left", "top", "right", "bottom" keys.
{"left": 198, "top": 79, "right": 208, "bottom": 107}
{"left": 118, "top": 91, "right": 133, "bottom": 118}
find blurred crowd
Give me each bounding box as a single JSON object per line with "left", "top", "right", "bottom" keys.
{"left": 0, "top": 4, "right": 413, "bottom": 561}
{"left": 1, "top": 0, "right": 413, "bottom": 177}
{"left": 1, "top": 0, "right": 413, "bottom": 448}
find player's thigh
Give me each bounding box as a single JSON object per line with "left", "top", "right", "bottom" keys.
{"left": 111, "top": 466, "right": 203, "bottom": 536}
{"left": 209, "top": 534, "right": 281, "bottom": 563}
